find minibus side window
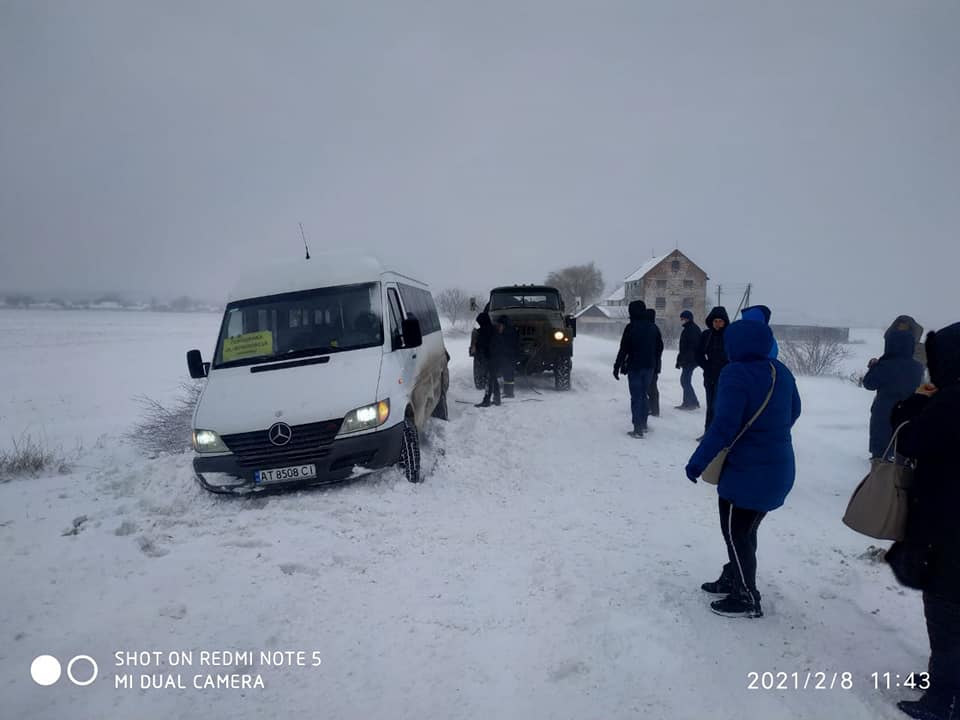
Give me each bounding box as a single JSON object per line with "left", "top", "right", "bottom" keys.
{"left": 387, "top": 288, "right": 404, "bottom": 351}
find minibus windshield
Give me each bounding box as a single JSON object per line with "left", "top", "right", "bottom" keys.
{"left": 213, "top": 283, "right": 383, "bottom": 369}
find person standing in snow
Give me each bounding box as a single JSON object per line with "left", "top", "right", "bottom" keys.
{"left": 613, "top": 300, "right": 659, "bottom": 437}
{"left": 676, "top": 310, "right": 701, "bottom": 410}
{"left": 497, "top": 315, "right": 520, "bottom": 399}
{"left": 645, "top": 308, "right": 665, "bottom": 417}
{"left": 475, "top": 312, "right": 502, "bottom": 407}
{"left": 685, "top": 319, "right": 801, "bottom": 618}
{"left": 697, "top": 306, "right": 730, "bottom": 436}
{"left": 862, "top": 330, "right": 924, "bottom": 459}
{"left": 888, "top": 322, "right": 960, "bottom": 720}
{"left": 740, "top": 305, "right": 779, "bottom": 359}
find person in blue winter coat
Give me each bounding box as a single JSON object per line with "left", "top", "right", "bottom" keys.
{"left": 685, "top": 319, "right": 802, "bottom": 619}
{"left": 740, "top": 305, "right": 779, "bottom": 359}
{"left": 862, "top": 329, "right": 924, "bottom": 459}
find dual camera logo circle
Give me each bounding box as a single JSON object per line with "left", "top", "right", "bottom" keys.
{"left": 30, "top": 655, "right": 99, "bottom": 687}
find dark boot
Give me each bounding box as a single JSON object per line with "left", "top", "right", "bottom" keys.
{"left": 475, "top": 396, "right": 491, "bottom": 408}
{"left": 898, "top": 693, "right": 959, "bottom": 720}
{"left": 629, "top": 425, "right": 645, "bottom": 438}
{"left": 492, "top": 396, "right": 501, "bottom": 406}
{"left": 711, "top": 590, "right": 763, "bottom": 619}
{"left": 701, "top": 568, "right": 737, "bottom": 595}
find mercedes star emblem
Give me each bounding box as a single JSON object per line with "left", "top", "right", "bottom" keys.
{"left": 268, "top": 422, "right": 293, "bottom": 446}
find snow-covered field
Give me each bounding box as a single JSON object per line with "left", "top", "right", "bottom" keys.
{"left": 0, "top": 310, "right": 929, "bottom": 720}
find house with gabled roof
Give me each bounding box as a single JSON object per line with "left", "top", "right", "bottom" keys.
{"left": 575, "top": 250, "right": 709, "bottom": 339}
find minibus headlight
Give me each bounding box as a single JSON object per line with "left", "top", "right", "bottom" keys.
{"left": 340, "top": 400, "right": 390, "bottom": 435}
{"left": 193, "top": 429, "right": 228, "bottom": 453}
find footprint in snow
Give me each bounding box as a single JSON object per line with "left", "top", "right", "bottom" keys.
{"left": 548, "top": 660, "right": 590, "bottom": 682}
{"left": 137, "top": 535, "right": 169, "bottom": 558}
{"left": 279, "top": 562, "right": 320, "bottom": 577}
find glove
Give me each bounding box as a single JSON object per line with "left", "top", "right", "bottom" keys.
{"left": 613, "top": 368, "right": 620, "bottom": 381}
{"left": 685, "top": 464, "right": 700, "bottom": 484}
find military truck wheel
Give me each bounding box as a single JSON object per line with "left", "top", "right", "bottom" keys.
{"left": 473, "top": 356, "right": 488, "bottom": 390}
{"left": 554, "top": 357, "right": 572, "bottom": 391}
{"left": 398, "top": 418, "right": 421, "bottom": 483}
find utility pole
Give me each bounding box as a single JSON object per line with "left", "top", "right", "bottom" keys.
{"left": 717, "top": 284, "right": 722, "bottom": 307}
{"left": 744, "top": 283, "right": 751, "bottom": 308}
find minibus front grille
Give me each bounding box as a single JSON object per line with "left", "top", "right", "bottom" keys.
{"left": 221, "top": 419, "right": 342, "bottom": 469}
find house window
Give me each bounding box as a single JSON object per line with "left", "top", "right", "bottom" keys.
{"left": 656, "top": 297, "right": 666, "bottom": 309}
{"left": 671, "top": 260, "right": 680, "bottom": 273}
{"left": 683, "top": 279, "right": 694, "bottom": 288}
{"left": 682, "top": 297, "right": 694, "bottom": 309}
{"left": 656, "top": 278, "right": 667, "bottom": 289}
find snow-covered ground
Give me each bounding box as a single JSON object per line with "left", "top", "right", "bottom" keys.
{"left": 0, "top": 311, "right": 928, "bottom": 720}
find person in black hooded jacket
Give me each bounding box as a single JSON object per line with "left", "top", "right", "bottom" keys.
{"left": 676, "top": 310, "right": 701, "bottom": 410}
{"left": 888, "top": 322, "right": 960, "bottom": 720}
{"left": 697, "top": 306, "right": 730, "bottom": 433}
{"left": 614, "top": 300, "right": 659, "bottom": 437}
{"left": 474, "top": 312, "right": 503, "bottom": 407}
{"left": 645, "top": 308, "right": 665, "bottom": 417}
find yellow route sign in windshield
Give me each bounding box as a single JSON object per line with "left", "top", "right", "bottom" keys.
{"left": 222, "top": 331, "right": 273, "bottom": 362}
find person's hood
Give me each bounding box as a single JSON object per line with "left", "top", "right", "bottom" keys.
{"left": 628, "top": 300, "right": 647, "bottom": 321}
{"left": 680, "top": 310, "right": 693, "bottom": 321}
{"left": 476, "top": 312, "right": 492, "bottom": 328}
{"left": 926, "top": 322, "right": 960, "bottom": 389}
{"left": 705, "top": 306, "right": 730, "bottom": 327}
{"left": 644, "top": 308, "right": 657, "bottom": 322}
{"left": 741, "top": 305, "right": 772, "bottom": 325}
{"left": 885, "top": 315, "right": 923, "bottom": 343}
{"left": 724, "top": 320, "right": 774, "bottom": 362}
{"left": 883, "top": 329, "right": 915, "bottom": 360}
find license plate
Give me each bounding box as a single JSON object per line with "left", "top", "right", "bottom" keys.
{"left": 255, "top": 464, "right": 317, "bottom": 484}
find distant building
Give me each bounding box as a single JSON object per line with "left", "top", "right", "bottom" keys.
{"left": 576, "top": 249, "right": 709, "bottom": 340}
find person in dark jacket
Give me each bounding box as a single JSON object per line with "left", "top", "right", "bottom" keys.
{"left": 676, "top": 310, "right": 701, "bottom": 410}
{"left": 614, "top": 300, "right": 659, "bottom": 437}
{"left": 740, "top": 305, "right": 779, "bottom": 359}
{"left": 497, "top": 315, "right": 521, "bottom": 399}
{"left": 685, "top": 319, "right": 802, "bottom": 618}
{"left": 889, "top": 322, "right": 960, "bottom": 720}
{"left": 474, "top": 312, "right": 503, "bottom": 407}
{"left": 862, "top": 330, "right": 924, "bottom": 459}
{"left": 645, "top": 308, "right": 665, "bottom": 417}
{"left": 697, "top": 306, "right": 730, "bottom": 435}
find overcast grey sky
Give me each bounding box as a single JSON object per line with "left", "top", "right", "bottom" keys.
{"left": 1, "top": 1, "right": 958, "bottom": 327}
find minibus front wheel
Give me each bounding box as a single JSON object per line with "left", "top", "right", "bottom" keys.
{"left": 398, "top": 418, "right": 421, "bottom": 483}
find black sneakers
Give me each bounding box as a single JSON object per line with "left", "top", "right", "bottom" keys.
{"left": 898, "top": 693, "right": 959, "bottom": 720}
{"left": 710, "top": 593, "right": 763, "bottom": 619}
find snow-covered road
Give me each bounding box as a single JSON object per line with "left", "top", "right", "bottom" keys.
{"left": 0, "top": 312, "right": 930, "bottom": 720}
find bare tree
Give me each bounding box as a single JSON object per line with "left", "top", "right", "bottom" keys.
{"left": 127, "top": 381, "right": 204, "bottom": 455}
{"left": 435, "top": 288, "right": 472, "bottom": 330}
{"left": 544, "top": 262, "right": 605, "bottom": 313}
{"left": 779, "top": 334, "right": 851, "bottom": 376}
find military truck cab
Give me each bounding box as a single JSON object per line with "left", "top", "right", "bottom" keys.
{"left": 470, "top": 285, "right": 576, "bottom": 391}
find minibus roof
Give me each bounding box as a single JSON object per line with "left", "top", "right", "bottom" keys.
{"left": 226, "top": 255, "right": 426, "bottom": 302}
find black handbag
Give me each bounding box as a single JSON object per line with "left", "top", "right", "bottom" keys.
{"left": 885, "top": 540, "right": 935, "bottom": 590}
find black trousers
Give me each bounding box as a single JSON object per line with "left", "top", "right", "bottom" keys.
{"left": 924, "top": 591, "right": 960, "bottom": 696}
{"left": 484, "top": 358, "right": 501, "bottom": 401}
{"left": 718, "top": 497, "right": 766, "bottom": 598}
{"left": 647, "top": 373, "right": 660, "bottom": 416}
{"left": 704, "top": 376, "right": 719, "bottom": 431}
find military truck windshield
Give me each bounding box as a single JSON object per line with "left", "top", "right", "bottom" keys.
{"left": 213, "top": 283, "right": 383, "bottom": 369}
{"left": 489, "top": 291, "right": 560, "bottom": 311}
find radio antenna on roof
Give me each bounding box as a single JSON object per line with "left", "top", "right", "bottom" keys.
{"left": 299, "top": 222, "right": 311, "bottom": 260}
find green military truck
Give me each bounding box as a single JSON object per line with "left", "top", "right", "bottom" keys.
{"left": 469, "top": 285, "right": 576, "bottom": 391}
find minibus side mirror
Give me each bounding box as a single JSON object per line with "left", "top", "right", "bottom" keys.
{"left": 402, "top": 316, "right": 423, "bottom": 349}
{"left": 187, "top": 349, "right": 208, "bottom": 378}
